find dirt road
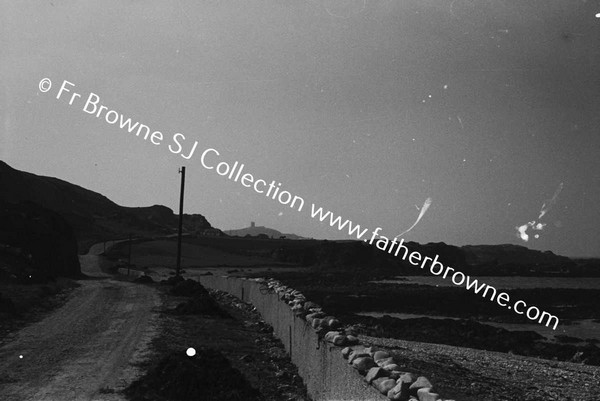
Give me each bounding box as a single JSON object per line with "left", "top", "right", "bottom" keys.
{"left": 0, "top": 243, "right": 161, "bottom": 401}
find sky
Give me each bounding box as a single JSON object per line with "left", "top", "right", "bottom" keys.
{"left": 2, "top": 0, "right": 600, "bottom": 257}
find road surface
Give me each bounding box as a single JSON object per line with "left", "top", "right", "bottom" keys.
{"left": 0, "top": 243, "right": 161, "bottom": 401}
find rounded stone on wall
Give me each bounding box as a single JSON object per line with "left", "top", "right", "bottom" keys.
{"left": 417, "top": 387, "right": 440, "bottom": 401}
{"left": 345, "top": 335, "right": 359, "bottom": 345}
{"left": 352, "top": 356, "right": 377, "bottom": 373}
{"left": 333, "top": 334, "right": 346, "bottom": 345}
{"left": 377, "top": 357, "right": 396, "bottom": 367}
{"left": 348, "top": 351, "right": 369, "bottom": 364}
{"left": 373, "top": 350, "right": 391, "bottom": 362}
{"left": 410, "top": 376, "right": 433, "bottom": 395}
{"left": 373, "top": 377, "right": 396, "bottom": 394}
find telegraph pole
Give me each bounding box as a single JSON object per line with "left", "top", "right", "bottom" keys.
{"left": 176, "top": 166, "right": 186, "bottom": 278}
{"left": 128, "top": 233, "right": 132, "bottom": 276}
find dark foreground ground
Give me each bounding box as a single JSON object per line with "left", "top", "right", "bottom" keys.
{"left": 0, "top": 245, "right": 160, "bottom": 401}
{"left": 0, "top": 241, "right": 310, "bottom": 401}
{"left": 0, "top": 278, "right": 79, "bottom": 349}
{"left": 123, "top": 277, "right": 309, "bottom": 401}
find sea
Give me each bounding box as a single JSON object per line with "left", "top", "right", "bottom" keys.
{"left": 370, "top": 276, "right": 600, "bottom": 289}
{"left": 363, "top": 276, "right": 600, "bottom": 342}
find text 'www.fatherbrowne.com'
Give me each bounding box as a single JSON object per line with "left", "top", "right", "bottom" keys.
{"left": 39, "top": 77, "right": 559, "bottom": 330}
{"left": 309, "top": 207, "right": 560, "bottom": 330}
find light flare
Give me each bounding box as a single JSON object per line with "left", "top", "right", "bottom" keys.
{"left": 516, "top": 183, "right": 563, "bottom": 242}
{"left": 395, "top": 197, "right": 432, "bottom": 239}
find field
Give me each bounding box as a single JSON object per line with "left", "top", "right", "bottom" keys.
{"left": 105, "top": 236, "right": 320, "bottom": 270}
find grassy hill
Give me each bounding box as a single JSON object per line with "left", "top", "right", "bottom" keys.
{"left": 0, "top": 161, "right": 212, "bottom": 252}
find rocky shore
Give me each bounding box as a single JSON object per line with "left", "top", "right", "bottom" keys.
{"left": 263, "top": 271, "right": 600, "bottom": 367}
{"left": 258, "top": 276, "right": 600, "bottom": 400}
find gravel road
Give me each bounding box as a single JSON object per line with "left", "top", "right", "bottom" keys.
{"left": 0, "top": 243, "right": 161, "bottom": 401}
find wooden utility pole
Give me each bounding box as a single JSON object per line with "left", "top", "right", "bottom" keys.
{"left": 176, "top": 166, "right": 186, "bottom": 278}
{"left": 128, "top": 233, "right": 132, "bottom": 276}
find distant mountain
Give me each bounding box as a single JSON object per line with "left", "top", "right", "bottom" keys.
{"left": 224, "top": 223, "right": 305, "bottom": 240}
{"left": 293, "top": 240, "right": 578, "bottom": 276}
{"left": 395, "top": 241, "right": 575, "bottom": 275}
{"left": 460, "top": 243, "right": 576, "bottom": 274}
{"left": 0, "top": 161, "right": 212, "bottom": 251}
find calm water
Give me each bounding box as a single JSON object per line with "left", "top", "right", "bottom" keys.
{"left": 365, "top": 276, "right": 600, "bottom": 341}
{"left": 371, "top": 276, "right": 600, "bottom": 290}
{"left": 356, "top": 311, "right": 600, "bottom": 341}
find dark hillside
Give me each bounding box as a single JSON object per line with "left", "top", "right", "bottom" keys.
{"left": 0, "top": 200, "right": 81, "bottom": 278}
{"left": 0, "top": 161, "right": 212, "bottom": 251}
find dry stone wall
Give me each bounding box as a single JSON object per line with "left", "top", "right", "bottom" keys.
{"left": 198, "top": 275, "right": 456, "bottom": 401}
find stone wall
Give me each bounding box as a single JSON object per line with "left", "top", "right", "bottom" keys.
{"left": 198, "top": 275, "right": 455, "bottom": 401}
{"left": 199, "top": 275, "right": 384, "bottom": 400}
